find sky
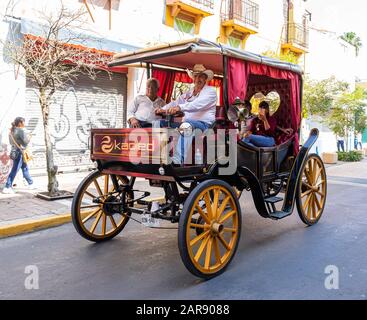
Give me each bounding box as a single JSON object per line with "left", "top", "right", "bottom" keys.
{"left": 307, "top": 0, "right": 367, "bottom": 79}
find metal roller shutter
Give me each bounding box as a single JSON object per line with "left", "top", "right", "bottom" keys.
{"left": 25, "top": 70, "right": 127, "bottom": 171}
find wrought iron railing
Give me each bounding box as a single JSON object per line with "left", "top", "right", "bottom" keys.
{"left": 190, "top": 0, "right": 214, "bottom": 9}
{"left": 285, "top": 23, "right": 309, "bottom": 49}
{"left": 170, "top": 0, "right": 215, "bottom": 10}
{"left": 221, "top": 0, "right": 259, "bottom": 29}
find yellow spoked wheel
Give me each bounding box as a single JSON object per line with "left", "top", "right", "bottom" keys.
{"left": 296, "top": 154, "right": 327, "bottom": 226}
{"left": 71, "top": 170, "right": 132, "bottom": 242}
{"left": 178, "top": 179, "right": 241, "bottom": 279}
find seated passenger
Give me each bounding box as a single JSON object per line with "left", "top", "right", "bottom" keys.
{"left": 127, "top": 78, "right": 165, "bottom": 128}
{"left": 242, "top": 101, "right": 277, "bottom": 147}
{"left": 155, "top": 64, "right": 217, "bottom": 164}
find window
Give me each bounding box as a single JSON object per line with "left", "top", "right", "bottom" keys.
{"left": 174, "top": 13, "right": 195, "bottom": 34}
{"left": 228, "top": 36, "right": 241, "bottom": 49}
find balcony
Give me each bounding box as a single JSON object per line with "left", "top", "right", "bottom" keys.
{"left": 282, "top": 23, "right": 309, "bottom": 55}
{"left": 221, "top": 0, "right": 259, "bottom": 34}
{"left": 219, "top": 0, "right": 259, "bottom": 49}
{"left": 166, "top": 0, "right": 215, "bottom": 34}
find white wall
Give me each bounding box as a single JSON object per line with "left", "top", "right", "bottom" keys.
{"left": 0, "top": 17, "right": 26, "bottom": 185}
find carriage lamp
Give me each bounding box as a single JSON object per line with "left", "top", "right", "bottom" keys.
{"left": 177, "top": 122, "right": 193, "bottom": 137}
{"left": 158, "top": 166, "right": 165, "bottom": 175}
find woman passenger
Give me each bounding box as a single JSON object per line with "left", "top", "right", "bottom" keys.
{"left": 242, "top": 101, "right": 277, "bottom": 147}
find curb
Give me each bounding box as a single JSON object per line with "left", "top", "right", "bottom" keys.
{"left": 0, "top": 213, "right": 71, "bottom": 238}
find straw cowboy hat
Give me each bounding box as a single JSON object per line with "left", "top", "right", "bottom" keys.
{"left": 186, "top": 64, "right": 214, "bottom": 81}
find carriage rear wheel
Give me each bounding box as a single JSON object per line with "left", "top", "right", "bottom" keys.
{"left": 296, "top": 154, "right": 327, "bottom": 226}
{"left": 72, "top": 170, "right": 132, "bottom": 242}
{"left": 178, "top": 179, "right": 241, "bottom": 279}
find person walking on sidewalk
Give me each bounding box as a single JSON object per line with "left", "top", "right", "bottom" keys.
{"left": 2, "top": 117, "right": 35, "bottom": 194}
{"left": 336, "top": 134, "right": 345, "bottom": 152}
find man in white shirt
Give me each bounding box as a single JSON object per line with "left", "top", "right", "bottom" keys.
{"left": 127, "top": 78, "right": 165, "bottom": 128}
{"left": 155, "top": 64, "right": 217, "bottom": 163}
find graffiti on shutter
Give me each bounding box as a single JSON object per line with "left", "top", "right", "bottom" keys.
{"left": 25, "top": 70, "right": 127, "bottom": 170}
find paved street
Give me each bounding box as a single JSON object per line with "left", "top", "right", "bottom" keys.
{"left": 1, "top": 168, "right": 367, "bottom": 299}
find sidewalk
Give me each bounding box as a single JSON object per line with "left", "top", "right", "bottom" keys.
{"left": 0, "top": 170, "right": 163, "bottom": 237}
{"left": 0, "top": 171, "right": 91, "bottom": 229}
{"left": 0, "top": 158, "right": 366, "bottom": 237}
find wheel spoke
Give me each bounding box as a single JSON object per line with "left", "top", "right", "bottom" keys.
{"left": 223, "top": 227, "right": 236, "bottom": 233}
{"left": 93, "top": 179, "right": 103, "bottom": 196}
{"left": 109, "top": 215, "right": 118, "bottom": 229}
{"left": 212, "top": 189, "right": 220, "bottom": 219}
{"left": 85, "top": 190, "right": 98, "bottom": 199}
{"left": 314, "top": 164, "right": 322, "bottom": 182}
{"left": 213, "top": 237, "right": 222, "bottom": 264}
{"left": 307, "top": 194, "right": 313, "bottom": 219}
{"left": 190, "top": 223, "right": 209, "bottom": 229}
{"left": 304, "top": 168, "right": 313, "bottom": 184}
{"left": 303, "top": 192, "right": 312, "bottom": 209}
{"left": 315, "top": 179, "right": 325, "bottom": 187}
{"left": 216, "top": 196, "right": 231, "bottom": 220}
{"left": 317, "top": 190, "right": 325, "bottom": 197}
{"left": 219, "top": 210, "right": 236, "bottom": 223}
{"left": 301, "top": 189, "right": 312, "bottom": 198}
{"left": 104, "top": 175, "right": 109, "bottom": 193}
{"left": 204, "top": 237, "right": 213, "bottom": 269}
{"left": 90, "top": 211, "right": 103, "bottom": 233}
{"left": 195, "top": 205, "right": 210, "bottom": 224}
{"left": 194, "top": 234, "right": 210, "bottom": 262}
{"left": 82, "top": 208, "right": 101, "bottom": 224}
{"left": 190, "top": 230, "right": 210, "bottom": 247}
{"left": 101, "top": 214, "right": 107, "bottom": 235}
{"left": 218, "top": 234, "right": 231, "bottom": 251}
{"left": 80, "top": 204, "right": 100, "bottom": 209}
{"left": 204, "top": 192, "right": 213, "bottom": 220}
{"left": 312, "top": 159, "right": 317, "bottom": 182}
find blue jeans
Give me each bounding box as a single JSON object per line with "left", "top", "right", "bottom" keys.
{"left": 242, "top": 134, "right": 275, "bottom": 147}
{"left": 160, "top": 120, "right": 210, "bottom": 164}
{"left": 5, "top": 151, "right": 33, "bottom": 188}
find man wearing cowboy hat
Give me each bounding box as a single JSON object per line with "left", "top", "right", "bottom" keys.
{"left": 156, "top": 64, "right": 217, "bottom": 163}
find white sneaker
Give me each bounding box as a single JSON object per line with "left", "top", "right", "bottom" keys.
{"left": 2, "top": 187, "right": 15, "bottom": 194}
{"left": 27, "top": 184, "right": 37, "bottom": 190}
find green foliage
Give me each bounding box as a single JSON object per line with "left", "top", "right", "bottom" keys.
{"left": 261, "top": 50, "right": 299, "bottom": 65}
{"left": 326, "top": 87, "right": 367, "bottom": 137}
{"left": 337, "top": 151, "right": 363, "bottom": 162}
{"left": 303, "top": 76, "right": 349, "bottom": 117}
{"left": 340, "top": 32, "right": 363, "bottom": 56}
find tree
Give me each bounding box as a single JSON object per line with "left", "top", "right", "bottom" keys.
{"left": 2, "top": 3, "right": 112, "bottom": 196}
{"left": 341, "top": 32, "right": 363, "bottom": 56}
{"left": 326, "top": 87, "right": 367, "bottom": 151}
{"left": 302, "top": 76, "right": 348, "bottom": 118}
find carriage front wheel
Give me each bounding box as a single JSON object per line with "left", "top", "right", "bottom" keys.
{"left": 71, "top": 170, "right": 132, "bottom": 242}
{"left": 296, "top": 153, "right": 327, "bottom": 226}
{"left": 178, "top": 179, "right": 242, "bottom": 279}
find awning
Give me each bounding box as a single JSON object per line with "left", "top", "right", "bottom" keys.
{"left": 18, "top": 18, "right": 139, "bottom": 73}
{"left": 20, "top": 18, "right": 139, "bottom": 53}
{"left": 109, "top": 38, "right": 303, "bottom": 75}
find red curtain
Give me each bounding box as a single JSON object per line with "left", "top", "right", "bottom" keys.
{"left": 227, "top": 57, "right": 301, "bottom": 153}
{"left": 152, "top": 68, "right": 176, "bottom": 103}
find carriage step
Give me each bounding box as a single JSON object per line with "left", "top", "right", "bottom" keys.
{"left": 268, "top": 210, "right": 291, "bottom": 220}
{"left": 264, "top": 196, "right": 283, "bottom": 204}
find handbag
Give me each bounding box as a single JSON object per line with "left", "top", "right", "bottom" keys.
{"left": 9, "top": 131, "right": 33, "bottom": 164}
{"left": 9, "top": 148, "right": 19, "bottom": 160}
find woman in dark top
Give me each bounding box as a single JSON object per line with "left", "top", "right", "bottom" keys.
{"left": 241, "top": 101, "right": 277, "bottom": 147}
{"left": 2, "top": 117, "right": 34, "bottom": 194}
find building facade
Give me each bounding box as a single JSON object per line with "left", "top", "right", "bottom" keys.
{"left": 0, "top": 0, "right": 358, "bottom": 184}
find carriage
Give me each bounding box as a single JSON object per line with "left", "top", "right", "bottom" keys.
{"left": 71, "top": 39, "right": 327, "bottom": 279}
